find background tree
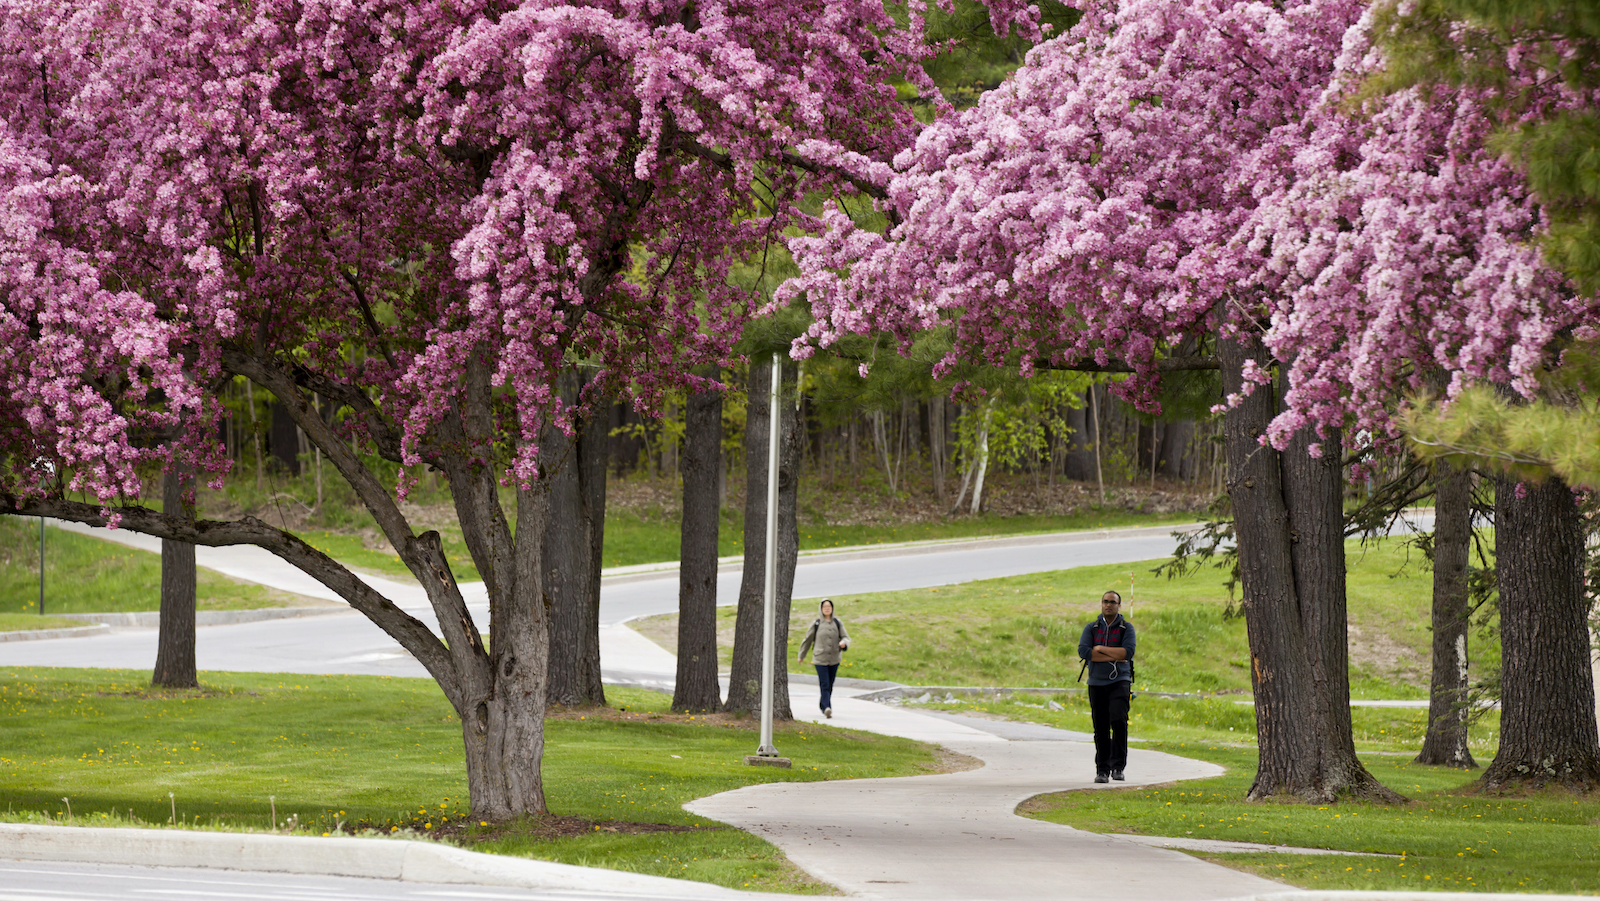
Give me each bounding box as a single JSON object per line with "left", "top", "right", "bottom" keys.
{"left": 674, "top": 365, "right": 724, "bottom": 713}
{"left": 1248, "top": 13, "right": 1600, "bottom": 788}
{"left": 724, "top": 353, "right": 802, "bottom": 717}
{"left": 0, "top": 0, "right": 1016, "bottom": 818}
{"left": 153, "top": 464, "right": 199, "bottom": 690}
{"left": 782, "top": 0, "right": 1411, "bottom": 802}
{"left": 543, "top": 368, "right": 608, "bottom": 708}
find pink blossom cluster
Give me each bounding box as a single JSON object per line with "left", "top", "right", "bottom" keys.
{"left": 784, "top": 0, "right": 1597, "bottom": 458}
{"left": 1245, "top": 13, "right": 1596, "bottom": 450}
{"left": 2, "top": 0, "right": 1027, "bottom": 504}
{"left": 782, "top": 0, "right": 1363, "bottom": 409}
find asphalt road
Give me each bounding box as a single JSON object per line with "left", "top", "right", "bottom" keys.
{"left": 0, "top": 522, "right": 1196, "bottom": 677}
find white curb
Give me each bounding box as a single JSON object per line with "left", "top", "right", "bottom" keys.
{"left": 0, "top": 824, "right": 771, "bottom": 898}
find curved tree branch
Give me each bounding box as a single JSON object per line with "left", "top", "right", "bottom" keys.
{"left": 1, "top": 495, "right": 457, "bottom": 690}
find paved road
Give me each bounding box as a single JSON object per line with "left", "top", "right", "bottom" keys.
{"left": 1, "top": 523, "right": 1197, "bottom": 677}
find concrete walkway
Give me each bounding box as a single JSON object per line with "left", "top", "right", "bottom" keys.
{"left": 708, "top": 679, "right": 1286, "bottom": 901}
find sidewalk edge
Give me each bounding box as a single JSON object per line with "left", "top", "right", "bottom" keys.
{"left": 0, "top": 823, "right": 757, "bottom": 898}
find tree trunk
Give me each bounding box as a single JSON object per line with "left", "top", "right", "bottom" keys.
{"left": 930, "top": 395, "right": 947, "bottom": 503}
{"left": 1158, "top": 419, "right": 1196, "bottom": 482}
{"left": 675, "top": 367, "right": 723, "bottom": 712}
{"left": 1282, "top": 423, "right": 1398, "bottom": 799}
{"left": 724, "top": 357, "right": 798, "bottom": 718}
{"left": 579, "top": 382, "right": 608, "bottom": 702}
{"left": 969, "top": 402, "right": 991, "bottom": 515}
{"left": 1481, "top": 473, "right": 1600, "bottom": 790}
{"left": 269, "top": 399, "right": 300, "bottom": 475}
{"left": 461, "top": 482, "right": 551, "bottom": 819}
{"left": 245, "top": 381, "right": 264, "bottom": 493}
{"left": 1063, "top": 394, "right": 1095, "bottom": 482}
{"left": 1090, "top": 385, "right": 1105, "bottom": 502}
{"left": 1222, "top": 334, "right": 1399, "bottom": 802}
{"left": 543, "top": 369, "right": 606, "bottom": 707}
{"left": 1416, "top": 460, "right": 1476, "bottom": 767}
{"left": 1138, "top": 421, "right": 1157, "bottom": 480}
{"left": 153, "top": 464, "right": 198, "bottom": 690}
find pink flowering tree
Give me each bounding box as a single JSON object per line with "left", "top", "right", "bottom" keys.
{"left": 1246, "top": 17, "right": 1600, "bottom": 789}
{"left": 782, "top": 0, "right": 1411, "bottom": 801}
{"left": 0, "top": 0, "right": 1035, "bottom": 818}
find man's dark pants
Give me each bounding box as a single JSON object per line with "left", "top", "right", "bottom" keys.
{"left": 1087, "top": 681, "right": 1131, "bottom": 774}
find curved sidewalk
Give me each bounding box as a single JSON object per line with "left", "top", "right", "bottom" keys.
{"left": 724, "top": 681, "right": 1286, "bottom": 901}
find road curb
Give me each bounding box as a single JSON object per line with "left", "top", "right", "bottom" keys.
{"left": 0, "top": 624, "right": 110, "bottom": 643}
{"left": 53, "top": 607, "right": 346, "bottom": 628}
{"left": 0, "top": 823, "right": 764, "bottom": 898}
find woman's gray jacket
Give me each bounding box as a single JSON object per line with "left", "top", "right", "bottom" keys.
{"left": 798, "top": 617, "right": 850, "bottom": 666}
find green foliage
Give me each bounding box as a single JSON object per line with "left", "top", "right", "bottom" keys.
{"left": 949, "top": 373, "right": 1088, "bottom": 475}
{"left": 919, "top": 0, "right": 1082, "bottom": 109}
{"left": 0, "top": 670, "right": 941, "bottom": 894}
{"left": 1377, "top": 0, "right": 1600, "bottom": 482}
{"left": 1402, "top": 341, "right": 1600, "bottom": 489}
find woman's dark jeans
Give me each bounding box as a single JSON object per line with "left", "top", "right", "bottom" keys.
{"left": 815, "top": 663, "right": 840, "bottom": 711}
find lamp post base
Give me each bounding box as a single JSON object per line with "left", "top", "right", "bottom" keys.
{"left": 744, "top": 754, "right": 792, "bottom": 768}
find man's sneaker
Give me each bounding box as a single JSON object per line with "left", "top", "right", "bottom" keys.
{"left": 1111, "top": 770, "right": 1125, "bottom": 781}
{"left": 824, "top": 707, "right": 832, "bottom": 718}
{"left": 1094, "top": 772, "right": 1109, "bottom": 784}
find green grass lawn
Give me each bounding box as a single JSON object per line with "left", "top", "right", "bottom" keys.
{"left": 0, "top": 520, "right": 319, "bottom": 618}
{"left": 1017, "top": 741, "right": 1598, "bottom": 895}
{"left": 0, "top": 613, "right": 88, "bottom": 632}
{"left": 898, "top": 691, "right": 1500, "bottom": 758}
{"left": 634, "top": 536, "right": 1494, "bottom": 700}
{"left": 0, "top": 668, "right": 947, "bottom": 893}
{"left": 891, "top": 664, "right": 1600, "bottom": 895}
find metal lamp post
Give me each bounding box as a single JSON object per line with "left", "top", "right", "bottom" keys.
{"left": 747, "top": 353, "right": 791, "bottom": 767}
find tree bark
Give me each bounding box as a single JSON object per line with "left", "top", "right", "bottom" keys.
{"left": 580, "top": 382, "right": 608, "bottom": 700}
{"left": 268, "top": 399, "right": 300, "bottom": 475}
{"left": 1064, "top": 394, "right": 1096, "bottom": 482}
{"left": 153, "top": 464, "right": 198, "bottom": 689}
{"left": 724, "top": 356, "right": 798, "bottom": 718}
{"left": 1222, "top": 334, "right": 1400, "bottom": 802}
{"left": 675, "top": 367, "right": 723, "bottom": 712}
{"left": 1481, "top": 473, "right": 1600, "bottom": 790}
{"left": 1158, "top": 419, "right": 1196, "bottom": 481}
{"left": 1282, "top": 423, "right": 1397, "bottom": 799}
{"left": 544, "top": 369, "right": 605, "bottom": 708}
{"left": 464, "top": 481, "right": 551, "bottom": 819}
{"left": 1138, "top": 421, "right": 1157, "bottom": 479}
{"left": 1416, "top": 460, "right": 1476, "bottom": 768}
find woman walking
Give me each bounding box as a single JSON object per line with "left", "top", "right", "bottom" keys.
{"left": 797, "top": 598, "right": 850, "bottom": 718}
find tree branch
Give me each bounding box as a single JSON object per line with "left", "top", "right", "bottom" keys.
{"left": 1033, "top": 356, "right": 1220, "bottom": 373}
{"left": 1, "top": 496, "right": 456, "bottom": 686}
{"left": 674, "top": 136, "right": 898, "bottom": 224}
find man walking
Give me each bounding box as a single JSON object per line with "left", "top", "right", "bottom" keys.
{"left": 1078, "top": 590, "right": 1136, "bottom": 783}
